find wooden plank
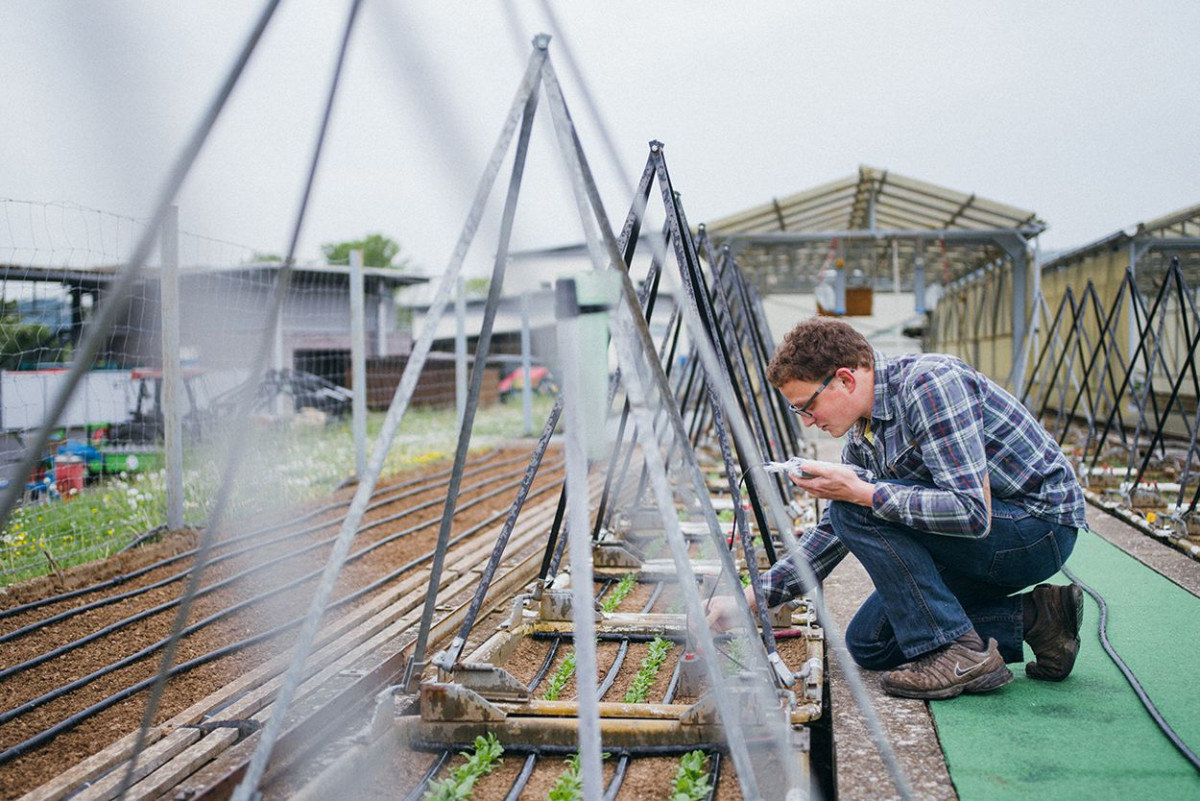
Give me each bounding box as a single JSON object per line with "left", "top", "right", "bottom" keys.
{"left": 122, "top": 729, "right": 238, "bottom": 801}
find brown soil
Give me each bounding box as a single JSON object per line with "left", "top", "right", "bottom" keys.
{"left": 1, "top": 444, "right": 805, "bottom": 800}
{"left": 0, "top": 447, "right": 564, "bottom": 800}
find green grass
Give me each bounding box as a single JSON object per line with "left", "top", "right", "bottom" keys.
{"left": 1, "top": 396, "right": 557, "bottom": 587}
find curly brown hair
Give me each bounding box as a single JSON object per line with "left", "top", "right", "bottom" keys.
{"left": 766, "top": 317, "right": 874, "bottom": 387}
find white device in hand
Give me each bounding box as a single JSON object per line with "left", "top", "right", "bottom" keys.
{"left": 762, "top": 456, "right": 819, "bottom": 479}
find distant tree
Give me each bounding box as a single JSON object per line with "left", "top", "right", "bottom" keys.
{"left": 249, "top": 251, "right": 283, "bottom": 263}
{"left": 0, "top": 300, "right": 67, "bottom": 369}
{"left": 464, "top": 277, "right": 491, "bottom": 298}
{"left": 321, "top": 233, "right": 409, "bottom": 269}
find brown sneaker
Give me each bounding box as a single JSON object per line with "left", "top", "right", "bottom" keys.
{"left": 1024, "top": 583, "right": 1084, "bottom": 681}
{"left": 880, "top": 638, "right": 1013, "bottom": 700}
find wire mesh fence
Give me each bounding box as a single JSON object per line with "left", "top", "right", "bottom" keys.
{"left": 0, "top": 199, "right": 532, "bottom": 585}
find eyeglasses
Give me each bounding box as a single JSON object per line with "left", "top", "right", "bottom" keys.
{"left": 788, "top": 370, "right": 839, "bottom": 419}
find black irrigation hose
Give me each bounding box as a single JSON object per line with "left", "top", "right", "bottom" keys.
{"left": 595, "top": 641, "right": 629, "bottom": 701}
{"left": 409, "top": 742, "right": 729, "bottom": 758}
{"left": 2, "top": 455, "right": 533, "bottom": 647}
{"left": 0, "top": 479, "right": 566, "bottom": 762}
{"left": 527, "top": 638, "right": 561, "bottom": 694}
{"left": 0, "top": 458, "right": 558, "bottom": 677}
{"left": 603, "top": 754, "right": 630, "bottom": 801}
{"left": 704, "top": 751, "right": 722, "bottom": 801}
{"left": 4, "top": 465, "right": 564, "bottom": 715}
{"left": 400, "top": 750, "right": 449, "bottom": 801}
{"left": 661, "top": 656, "right": 683, "bottom": 704}
{"left": 644, "top": 582, "right": 665, "bottom": 612}
{"left": 504, "top": 754, "right": 538, "bottom": 801}
{"left": 0, "top": 450, "right": 514, "bottom": 623}
{"left": 1061, "top": 565, "right": 1200, "bottom": 774}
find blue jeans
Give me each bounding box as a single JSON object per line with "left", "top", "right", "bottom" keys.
{"left": 835, "top": 482, "right": 1078, "bottom": 667}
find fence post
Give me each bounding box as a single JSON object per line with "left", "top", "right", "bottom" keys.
{"left": 455, "top": 275, "right": 467, "bottom": 428}
{"left": 350, "top": 250, "right": 367, "bottom": 479}
{"left": 160, "top": 205, "right": 184, "bottom": 530}
{"left": 520, "top": 289, "right": 533, "bottom": 435}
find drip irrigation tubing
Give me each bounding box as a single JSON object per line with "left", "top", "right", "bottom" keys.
{"left": 0, "top": 473, "right": 565, "bottom": 762}
{"left": 1, "top": 463, "right": 564, "bottom": 724}
{"left": 1, "top": 458, "right": 527, "bottom": 646}
{"left": 504, "top": 754, "right": 538, "bottom": 801}
{"left": 1061, "top": 565, "right": 1200, "bottom": 774}
{"left": 0, "top": 450, "right": 513, "bottom": 623}
{"left": 405, "top": 573, "right": 634, "bottom": 800}
{"left": 603, "top": 754, "right": 629, "bottom": 800}
{"left": 0, "top": 456, "right": 557, "bottom": 677}
{"left": 400, "top": 751, "right": 449, "bottom": 801}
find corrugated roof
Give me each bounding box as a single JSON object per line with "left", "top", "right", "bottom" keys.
{"left": 701, "top": 166, "right": 1044, "bottom": 291}
{"left": 1040, "top": 202, "right": 1200, "bottom": 295}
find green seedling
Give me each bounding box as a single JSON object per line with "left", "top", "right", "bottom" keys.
{"left": 541, "top": 648, "right": 577, "bottom": 701}
{"left": 422, "top": 732, "right": 504, "bottom": 801}
{"left": 670, "top": 750, "right": 713, "bottom": 801}
{"left": 548, "top": 753, "right": 610, "bottom": 801}
{"left": 600, "top": 572, "right": 637, "bottom": 613}
{"left": 622, "top": 635, "right": 673, "bottom": 703}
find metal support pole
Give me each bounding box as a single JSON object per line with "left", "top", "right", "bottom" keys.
{"left": 913, "top": 252, "right": 926, "bottom": 314}
{"left": 1128, "top": 239, "right": 1139, "bottom": 380}
{"left": 555, "top": 278, "right": 604, "bottom": 801}
{"left": 350, "top": 249, "right": 368, "bottom": 479}
{"left": 521, "top": 290, "right": 534, "bottom": 436}
{"left": 272, "top": 275, "right": 286, "bottom": 417}
{"left": 403, "top": 46, "right": 544, "bottom": 689}
{"left": 833, "top": 265, "right": 846, "bottom": 315}
{"left": 455, "top": 275, "right": 467, "bottom": 429}
{"left": 375, "top": 281, "right": 389, "bottom": 357}
{"left": 891, "top": 237, "right": 900, "bottom": 294}
{"left": 1010, "top": 243, "right": 1029, "bottom": 397}
{"left": 159, "top": 206, "right": 184, "bottom": 531}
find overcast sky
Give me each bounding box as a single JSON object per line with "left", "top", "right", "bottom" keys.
{"left": 3, "top": 1, "right": 1198, "bottom": 278}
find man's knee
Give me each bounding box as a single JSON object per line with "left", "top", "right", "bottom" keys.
{"left": 827, "top": 498, "right": 870, "bottom": 529}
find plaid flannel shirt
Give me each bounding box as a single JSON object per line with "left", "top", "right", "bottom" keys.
{"left": 761, "top": 351, "right": 1086, "bottom": 607}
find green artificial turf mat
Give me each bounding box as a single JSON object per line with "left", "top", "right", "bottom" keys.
{"left": 929, "top": 529, "right": 1200, "bottom": 799}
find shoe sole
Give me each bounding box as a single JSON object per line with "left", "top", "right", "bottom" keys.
{"left": 882, "top": 665, "right": 1014, "bottom": 700}
{"left": 1025, "top": 584, "right": 1084, "bottom": 682}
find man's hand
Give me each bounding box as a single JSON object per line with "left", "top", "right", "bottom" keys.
{"left": 704, "top": 585, "right": 758, "bottom": 632}
{"left": 791, "top": 460, "right": 874, "bottom": 506}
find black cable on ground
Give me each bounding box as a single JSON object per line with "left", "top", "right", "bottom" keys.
{"left": 503, "top": 754, "right": 538, "bottom": 801}
{"left": 1061, "top": 564, "right": 1200, "bottom": 774}
{"left": 400, "top": 750, "right": 449, "bottom": 801}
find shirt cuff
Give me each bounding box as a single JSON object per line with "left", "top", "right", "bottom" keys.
{"left": 872, "top": 482, "right": 903, "bottom": 521}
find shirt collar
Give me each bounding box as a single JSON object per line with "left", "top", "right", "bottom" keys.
{"left": 850, "top": 349, "right": 894, "bottom": 444}
{"left": 871, "top": 349, "right": 896, "bottom": 422}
